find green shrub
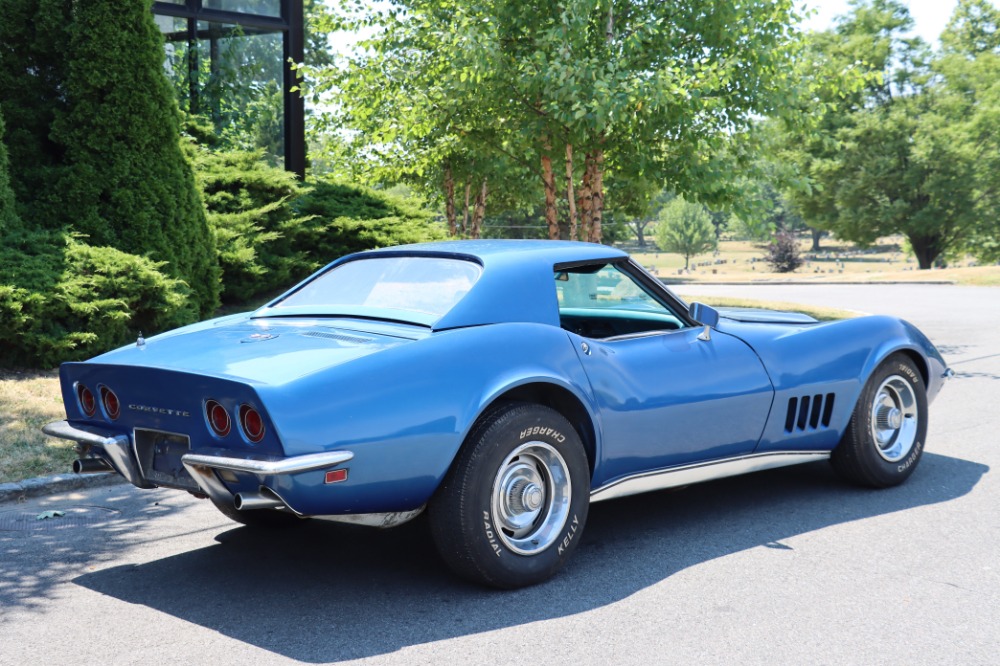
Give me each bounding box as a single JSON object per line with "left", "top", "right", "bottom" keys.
{"left": 0, "top": 231, "right": 197, "bottom": 368}
{"left": 191, "top": 147, "right": 314, "bottom": 302}
{"left": 295, "top": 180, "right": 445, "bottom": 261}
{"left": 765, "top": 231, "right": 804, "bottom": 273}
{"left": 190, "top": 146, "right": 444, "bottom": 303}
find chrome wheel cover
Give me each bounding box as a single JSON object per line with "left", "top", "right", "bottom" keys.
{"left": 490, "top": 441, "right": 571, "bottom": 555}
{"left": 869, "top": 375, "right": 919, "bottom": 463}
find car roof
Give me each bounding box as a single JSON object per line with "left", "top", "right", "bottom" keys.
{"left": 345, "top": 240, "right": 628, "bottom": 330}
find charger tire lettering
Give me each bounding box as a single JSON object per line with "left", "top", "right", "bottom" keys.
{"left": 519, "top": 426, "right": 565, "bottom": 443}
{"left": 898, "top": 439, "right": 923, "bottom": 473}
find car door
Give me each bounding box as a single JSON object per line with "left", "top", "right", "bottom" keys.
{"left": 555, "top": 262, "right": 774, "bottom": 489}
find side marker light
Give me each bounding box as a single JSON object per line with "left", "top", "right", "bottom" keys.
{"left": 325, "top": 469, "right": 348, "bottom": 484}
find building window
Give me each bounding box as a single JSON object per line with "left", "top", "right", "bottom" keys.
{"left": 152, "top": 0, "right": 304, "bottom": 176}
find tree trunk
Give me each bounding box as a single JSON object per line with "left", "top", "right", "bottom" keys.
{"left": 634, "top": 220, "right": 647, "bottom": 247}
{"left": 565, "top": 143, "right": 578, "bottom": 240}
{"left": 462, "top": 181, "right": 471, "bottom": 236}
{"left": 810, "top": 227, "right": 822, "bottom": 251}
{"left": 470, "top": 179, "right": 488, "bottom": 239}
{"left": 443, "top": 164, "right": 456, "bottom": 236}
{"left": 541, "top": 140, "right": 559, "bottom": 240}
{"left": 578, "top": 154, "right": 594, "bottom": 242}
{"left": 909, "top": 232, "right": 943, "bottom": 270}
{"left": 589, "top": 148, "right": 605, "bottom": 244}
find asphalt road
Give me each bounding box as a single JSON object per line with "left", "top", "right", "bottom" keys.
{"left": 2, "top": 284, "right": 997, "bottom": 666}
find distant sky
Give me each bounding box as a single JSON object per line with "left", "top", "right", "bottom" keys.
{"left": 801, "top": 0, "right": 960, "bottom": 45}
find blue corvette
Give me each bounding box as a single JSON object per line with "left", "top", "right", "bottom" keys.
{"left": 44, "top": 240, "right": 950, "bottom": 587}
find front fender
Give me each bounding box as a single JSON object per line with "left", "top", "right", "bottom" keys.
{"left": 720, "top": 315, "right": 945, "bottom": 453}
{"left": 857, "top": 318, "right": 948, "bottom": 404}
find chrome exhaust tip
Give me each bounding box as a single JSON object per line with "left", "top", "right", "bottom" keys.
{"left": 234, "top": 488, "right": 287, "bottom": 511}
{"left": 73, "top": 458, "right": 113, "bottom": 474}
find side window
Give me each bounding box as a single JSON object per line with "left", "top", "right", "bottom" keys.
{"left": 555, "top": 263, "right": 687, "bottom": 339}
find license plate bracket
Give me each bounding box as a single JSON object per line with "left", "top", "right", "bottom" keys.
{"left": 134, "top": 429, "right": 198, "bottom": 492}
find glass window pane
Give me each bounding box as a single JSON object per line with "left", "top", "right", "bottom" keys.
{"left": 556, "top": 264, "right": 671, "bottom": 312}
{"left": 555, "top": 264, "right": 685, "bottom": 337}
{"left": 274, "top": 258, "right": 483, "bottom": 318}
{"left": 203, "top": 0, "right": 281, "bottom": 17}
{"left": 197, "top": 22, "right": 284, "bottom": 160}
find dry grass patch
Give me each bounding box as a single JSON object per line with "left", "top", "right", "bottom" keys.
{"left": 0, "top": 370, "right": 73, "bottom": 483}
{"left": 683, "top": 295, "right": 863, "bottom": 321}
{"left": 632, "top": 236, "right": 1000, "bottom": 287}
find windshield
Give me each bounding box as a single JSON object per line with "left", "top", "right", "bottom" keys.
{"left": 263, "top": 256, "right": 482, "bottom": 322}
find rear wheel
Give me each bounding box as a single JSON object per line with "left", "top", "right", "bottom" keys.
{"left": 429, "top": 402, "right": 590, "bottom": 588}
{"left": 831, "top": 353, "right": 928, "bottom": 488}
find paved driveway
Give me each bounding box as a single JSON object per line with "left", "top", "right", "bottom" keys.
{"left": 2, "top": 284, "right": 997, "bottom": 665}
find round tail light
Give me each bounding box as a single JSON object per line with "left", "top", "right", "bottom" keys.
{"left": 239, "top": 404, "right": 265, "bottom": 443}
{"left": 78, "top": 385, "right": 97, "bottom": 417}
{"left": 100, "top": 386, "right": 120, "bottom": 420}
{"left": 205, "top": 400, "right": 231, "bottom": 437}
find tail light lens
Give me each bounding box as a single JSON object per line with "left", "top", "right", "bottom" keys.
{"left": 100, "top": 386, "right": 121, "bottom": 420}
{"left": 78, "top": 385, "right": 97, "bottom": 417}
{"left": 205, "top": 400, "right": 231, "bottom": 437}
{"left": 239, "top": 404, "right": 265, "bottom": 443}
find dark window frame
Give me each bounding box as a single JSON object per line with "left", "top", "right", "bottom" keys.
{"left": 152, "top": 0, "right": 304, "bottom": 178}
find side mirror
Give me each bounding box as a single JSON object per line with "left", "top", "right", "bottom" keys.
{"left": 689, "top": 302, "right": 720, "bottom": 341}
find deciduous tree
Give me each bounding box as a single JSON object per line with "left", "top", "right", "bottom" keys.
{"left": 778, "top": 0, "right": 1000, "bottom": 268}
{"left": 309, "top": 0, "right": 803, "bottom": 243}
{"left": 655, "top": 197, "right": 716, "bottom": 270}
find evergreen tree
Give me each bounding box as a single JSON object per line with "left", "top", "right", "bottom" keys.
{"left": 0, "top": 0, "right": 73, "bottom": 230}
{"left": 0, "top": 105, "right": 19, "bottom": 233}
{"left": 51, "top": 0, "right": 219, "bottom": 314}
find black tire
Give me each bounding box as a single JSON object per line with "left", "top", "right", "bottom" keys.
{"left": 210, "top": 498, "right": 305, "bottom": 528}
{"left": 831, "top": 353, "right": 928, "bottom": 488}
{"left": 429, "top": 402, "right": 590, "bottom": 589}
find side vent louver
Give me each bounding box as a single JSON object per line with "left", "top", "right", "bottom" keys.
{"left": 784, "top": 393, "right": 835, "bottom": 433}
{"left": 301, "top": 331, "right": 374, "bottom": 344}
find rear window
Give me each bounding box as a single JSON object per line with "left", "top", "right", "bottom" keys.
{"left": 267, "top": 256, "right": 482, "bottom": 320}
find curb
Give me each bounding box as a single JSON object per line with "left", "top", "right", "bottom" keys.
{"left": 0, "top": 472, "right": 126, "bottom": 505}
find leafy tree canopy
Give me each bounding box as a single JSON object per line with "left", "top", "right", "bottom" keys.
{"left": 306, "top": 0, "right": 805, "bottom": 242}
{"left": 777, "top": 0, "right": 1000, "bottom": 268}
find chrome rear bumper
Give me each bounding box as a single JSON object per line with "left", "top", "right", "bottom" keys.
{"left": 43, "top": 420, "right": 354, "bottom": 508}
{"left": 42, "top": 420, "right": 153, "bottom": 489}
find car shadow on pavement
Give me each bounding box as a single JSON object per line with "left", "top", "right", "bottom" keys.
{"left": 0, "top": 485, "right": 194, "bottom": 616}
{"left": 75, "top": 452, "right": 986, "bottom": 663}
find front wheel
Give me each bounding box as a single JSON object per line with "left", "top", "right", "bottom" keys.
{"left": 429, "top": 403, "right": 590, "bottom": 588}
{"left": 831, "top": 353, "right": 928, "bottom": 488}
